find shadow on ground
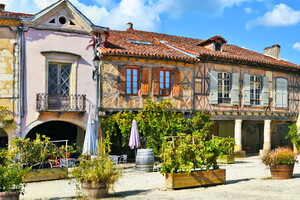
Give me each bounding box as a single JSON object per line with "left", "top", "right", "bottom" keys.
{"left": 292, "top": 173, "right": 300, "bottom": 178}
{"left": 111, "top": 189, "right": 149, "bottom": 198}
{"left": 225, "top": 178, "right": 253, "bottom": 185}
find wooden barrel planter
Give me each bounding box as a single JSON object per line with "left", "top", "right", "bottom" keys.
{"left": 23, "top": 168, "right": 68, "bottom": 182}
{"left": 0, "top": 191, "right": 20, "bottom": 200}
{"left": 165, "top": 169, "right": 226, "bottom": 189}
{"left": 136, "top": 149, "right": 154, "bottom": 172}
{"left": 270, "top": 164, "right": 294, "bottom": 179}
{"left": 81, "top": 181, "right": 108, "bottom": 199}
{"left": 217, "top": 155, "right": 234, "bottom": 164}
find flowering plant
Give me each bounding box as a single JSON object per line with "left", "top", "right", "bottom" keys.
{"left": 262, "top": 147, "right": 297, "bottom": 167}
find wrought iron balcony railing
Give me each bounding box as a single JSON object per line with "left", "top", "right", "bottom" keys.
{"left": 36, "top": 93, "right": 86, "bottom": 112}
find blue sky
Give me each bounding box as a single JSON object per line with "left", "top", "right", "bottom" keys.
{"left": 4, "top": 0, "right": 300, "bottom": 64}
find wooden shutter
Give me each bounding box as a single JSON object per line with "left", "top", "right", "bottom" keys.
{"left": 209, "top": 70, "right": 218, "bottom": 104}
{"left": 141, "top": 67, "right": 149, "bottom": 95}
{"left": 243, "top": 73, "right": 250, "bottom": 105}
{"left": 231, "top": 73, "right": 239, "bottom": 105}
{"left": 172, "top": 69, "right": 181, "bottom": 98}
{"left": 119, "top": 66, "right": 126, "bottom": 95}
{"left": 262, "top": 76, "right": 269, "bottom": 106}
{"left": 275, "top": 78, "right": 288, "bottom": 108}
{"left": 153, "top": 68, "right": 160, "bottom": 96}
{"left": 282, "top": 79, "right": 288, "bottom": 108}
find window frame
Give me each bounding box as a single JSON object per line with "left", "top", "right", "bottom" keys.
{"left": 250, "top": 75, "right": 262, "bottom": 106}
{"left": 217, "top": 72, "right": 231, "bottom": 104}
{"left": 159, "top": 69, "right": 172, "bottom": 96}
{"left": 125, "top": 67, "right": 140, "bottom": 96}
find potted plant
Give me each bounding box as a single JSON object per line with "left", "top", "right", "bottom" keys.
{"left": 213, "top": 136, "right": 235, "bottom": 164}
{"left": 160, "top": 133, "right": 225, "bottom": 189}
{"left": 261, "top": 147, "right": 297, "bottom": 179}
{"left": 0, "top": 149, "right": 30, "bottom": 200}
{"left": 9, "top": 134, "right": 69, "bottom": 182}
{"left": 71, "top": 141, "right": 122, "bottom": 199}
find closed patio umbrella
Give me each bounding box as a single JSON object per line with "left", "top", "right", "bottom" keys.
{"left": 129, "top": 119, "right": 140, "bottom": 149}
{"left": 82, "top": 114, "right": 97, "bottom": 156}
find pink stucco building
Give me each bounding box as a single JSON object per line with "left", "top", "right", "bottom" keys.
{"left": 19, "top": 0, "right": 108, "bottom": 149}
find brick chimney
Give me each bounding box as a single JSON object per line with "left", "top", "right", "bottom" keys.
{"left": 0, "top": 4, "right": 5, "bottom": 12}
{"left": 264, "top": 44, "right": 280, "bottom": 60}
{"left": 126, "top": 22, "right": 133, "bottom": 30}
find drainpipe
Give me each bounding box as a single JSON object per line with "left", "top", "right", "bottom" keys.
{"left": 17, "top": 23, "right": 25, "bottom": 138}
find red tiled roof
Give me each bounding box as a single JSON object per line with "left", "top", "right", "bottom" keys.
{"left": 0, "top": 11, "right": 33, "bottom": 18}
{"left": 99, "top": 29, "right": 299, "bottom": 70}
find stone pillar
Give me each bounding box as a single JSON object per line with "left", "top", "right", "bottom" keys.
{"left": 234, "top": 119, "right": 245, "bottom": 157}
{"left": 260, "top": 119, "right": 271, "bottom": 156}
{"left": 263, "top": 119, "right": 271, "bottom": 151}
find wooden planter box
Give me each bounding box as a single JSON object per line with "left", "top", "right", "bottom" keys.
{"left": 165, "top": 169, "right": 226, "bottom": 189}
{"left": 23, "top": 168, "right": 68, "bottom": 182}
{"left": 217, "top": 155, "right": 234, "bottom": 164}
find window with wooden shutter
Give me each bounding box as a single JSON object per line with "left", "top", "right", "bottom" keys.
{"left": 209, "top": 70, "right": 218, "bottom": 104}
{"left": 141, "top": 67, "right": 149, "bottom": 95}
{"left": 275, "top": 78, "right": 288, "bottom": 108}
{"left": 125, "top": 67, "right": 140, "bottom": 95}
{"left": 153, "top": 68, "right": 160, "bottom": 95}
{"left": 217, "top": 72, "right": 231, "bottom": 104}
{"left": 231, "top": 73, "right": 239, "bottom": 105}
{"left": 159, "top": 70, "right": 172, "bottom": 96}
{"left": 261, "top": 76, "right": 269, "bottom": 106}
{"left": 119, "top": 66, "right": 126, "bottom": 95}
{"left": 243, "top": 73, "right": 250, "bottom": 105}
{"left": 172, "top": 69, "right": 181, "bottom": 98}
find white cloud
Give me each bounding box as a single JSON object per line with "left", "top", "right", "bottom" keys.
{"left": 244, "top": 7, "right": 253, "bottom": 14}
{"left": 247, "top": 4, "right": 300, "bottom": 29}
{"left": 3, "top": 0, "right": 260, "bottom": 31}
{"left": 293, "top": 42, "right": 300, "bottom": 52}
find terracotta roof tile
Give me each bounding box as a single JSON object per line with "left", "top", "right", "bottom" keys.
{"left": 0, "top": 11, "right": 33, "bottom": 18}
{"left": 99, "top": 29, "right": 299, "bottom": 70}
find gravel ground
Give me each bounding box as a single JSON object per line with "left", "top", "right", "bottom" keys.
{"left": 21, "top": 155, "right": 300, "bottom": 200}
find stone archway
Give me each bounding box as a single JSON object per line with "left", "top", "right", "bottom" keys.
{"left": 26, "top": 120, "right": 86, "bottom": 154}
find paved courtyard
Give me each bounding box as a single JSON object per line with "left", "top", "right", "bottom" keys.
{"left": 21, "top": 155, "right": 300, "bottom": 200}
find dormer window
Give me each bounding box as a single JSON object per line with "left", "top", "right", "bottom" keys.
{"left": 215, "top": 42, "right": 222, "bottom": 51}
{"left": 198, "top": 35, "right": 227, "bottom": 52}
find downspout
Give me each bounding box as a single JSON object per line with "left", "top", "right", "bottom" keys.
{"left": 17, "top": 23, "right": 25, "bottom": 138}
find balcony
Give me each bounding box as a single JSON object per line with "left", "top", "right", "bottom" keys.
{"left": 36, "top": 93, "right": 86, "bottom": 112}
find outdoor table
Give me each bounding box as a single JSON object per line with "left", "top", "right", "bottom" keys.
{"left": 60, "top": 158, "right": 76, "bottom": 167}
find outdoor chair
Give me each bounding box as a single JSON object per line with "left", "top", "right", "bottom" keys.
{"left": 109, "top": 155, "right": 119, "bottom": 165}
{"left": 119, "top": 154, "right": 127, "bottom": 165}
{"left": 49, "top": 159, "right": 60, "bottom": 168}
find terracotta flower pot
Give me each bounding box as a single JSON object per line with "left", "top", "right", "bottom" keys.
{"left": 270, "top": 164, "right": 294, "bottom": 179}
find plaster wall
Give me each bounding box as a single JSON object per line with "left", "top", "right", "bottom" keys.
{"left": 22, "top": 29, "right": 96, "bottom": 137}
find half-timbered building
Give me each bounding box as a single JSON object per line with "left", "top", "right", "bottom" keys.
{"left": 97, "top": 23, "right": 300, "bottom": 156}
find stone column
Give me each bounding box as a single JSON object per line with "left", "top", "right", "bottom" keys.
{"left": 234, "top": 119, "right": 242, "bottom": 152}
{"left": 263, "top": 119, "right": 271, "bottom": 151}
